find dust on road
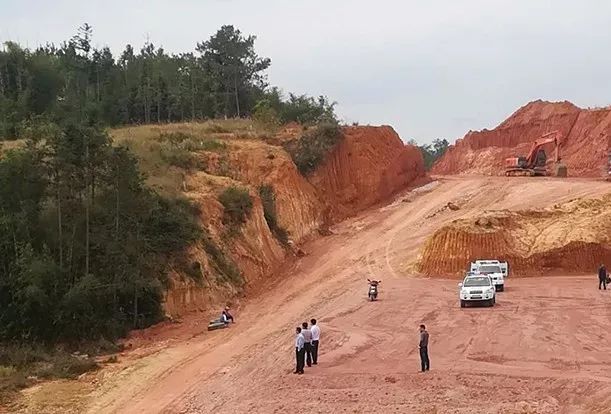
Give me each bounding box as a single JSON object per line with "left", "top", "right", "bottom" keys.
{"left": 14, "top": 176, "right": 611, "bottom": 414}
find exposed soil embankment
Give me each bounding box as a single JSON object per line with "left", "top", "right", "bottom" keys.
{"left": 433, "top": 100, "right": 611, "bottom": 177}
{"left": 309, "top": 126, "right": 426, "bottom": 221}
{"left": 418, "top": 194, "right": 611, "bottom": 277}
{"left": 150, "top": 124, "right": 426, "bottom": 316}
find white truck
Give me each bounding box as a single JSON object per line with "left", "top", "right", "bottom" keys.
{"left": 470, "top": 260, "right": 508, "bottom": 292}
{"left": 459, "top": 273, "right": 496, "bottom": 308}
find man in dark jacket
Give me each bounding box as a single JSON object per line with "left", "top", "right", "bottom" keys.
{"left": 419, "top": 324, "right": 430, "bottom": 372}
{"left": 599, "top": 264, "right": 608, "bottom": 290}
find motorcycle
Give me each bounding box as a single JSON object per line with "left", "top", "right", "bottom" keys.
{"left": 367, "top": 279, "right": 381, "bottom": 301}
{"left": 207, "top": 308, "right": 234, "bottom": 331}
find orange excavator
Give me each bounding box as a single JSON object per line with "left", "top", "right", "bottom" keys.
{"left": 504, "top": 131, "right": 567, "bottom": 177}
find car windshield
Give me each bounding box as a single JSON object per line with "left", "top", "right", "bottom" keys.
{"left": 478, "top": 265, "right": 501, "bottom": 274}
{"left": 464, "top": 277, "right": 491, "bottom": 287}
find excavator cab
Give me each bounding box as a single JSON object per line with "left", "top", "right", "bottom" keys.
{"left": 534, "top": 149, "right": 547, "bottom": 168}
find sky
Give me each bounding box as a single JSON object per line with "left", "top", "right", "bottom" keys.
{"left": 2, "top": 0, "right": 611, "bottom": 144}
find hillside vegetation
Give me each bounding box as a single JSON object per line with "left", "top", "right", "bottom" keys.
{"left": 0, "top": 24, "right": 340, "bottom": 400}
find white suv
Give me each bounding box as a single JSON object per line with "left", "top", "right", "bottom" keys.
{"left": 459, "top": 274, "right": 496, "bottom": 308}
{"left": 470, "top": 260, "right": 507, "bottom": 292}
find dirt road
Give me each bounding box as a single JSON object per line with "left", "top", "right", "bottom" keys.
{"left": 18, "top": 177, "right": 611, "bottom": 413}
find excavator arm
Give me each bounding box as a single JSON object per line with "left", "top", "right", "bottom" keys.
{"left": 524, "top": 131, "right": 561, "bottom": 166}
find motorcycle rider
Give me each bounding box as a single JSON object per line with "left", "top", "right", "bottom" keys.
{"left": 367, "top": 279, "right": 381, "bottom": 299}
{"left": 224, "top": 306, "right": 235, "bottom": 322}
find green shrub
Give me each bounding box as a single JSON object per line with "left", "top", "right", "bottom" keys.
{"left": 259, "top": 185, "right": 289, "bottom": 245}
{"left": 253, "top": 99, "right": 280, "bottom": 129}
{"left": 160, "top": 147, "right": 202, "bottom": 170}
{"left": 284, "top": 123, "right": 342, "bottom": 175}
{"left": 217, "top": 154, "right": 233, "bottom": 178}
{"left": 157, "top": 132, "right": 225, "bottom": 170}
{"left": 0, "top": 344, "right": 99, "bottom": 402}
{"left": 202, "top": 234, "right": 243, "bottom": 284}
{"left": 218, "top": 186, "right": 253, "bottom": 227}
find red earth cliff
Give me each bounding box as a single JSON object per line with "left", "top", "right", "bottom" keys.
{"left": 433, "top": 100, "right": 611, "bottom": 177}
{"left": 309, "top": 125, "right": 426, "bottom": 221}
{"left": 153, "top": 124, "right": 426, "bottom": 316}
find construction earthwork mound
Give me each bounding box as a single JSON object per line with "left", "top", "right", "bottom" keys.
{"left": 418, "top": 194, "right": 611, "bottom": 277}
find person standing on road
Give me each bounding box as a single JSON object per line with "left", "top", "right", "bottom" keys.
{"left": 419, "top": 324, "right": 430, "bottom": 372}
{"left": 310, "top": 319, "right": 320, "bottom": 365}
{"left": 599, "top": 264, "right": 608, "bottom": 290}
{"left": 301, "top": 322, "right": 313, "bottom": 367}
{"left": 294, "top": 327, "right": 305, "bottom": 374}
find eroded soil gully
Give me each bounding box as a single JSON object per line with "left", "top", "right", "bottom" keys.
{"left": 14, "top": 176, "right": 611, "bottom": 414}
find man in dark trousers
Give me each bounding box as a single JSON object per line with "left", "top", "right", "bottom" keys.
{"left": 599, "top": 264, "right": 608, "bottom": 290}
{"left": 301, "top": 322, "right": 313, "bottom": 367}
{"left": 310, "top": 318, "right": 320, "bottom": 365}
{"left": 294, "top": 327, "right": 305, "bottom": 374}
{"left": 419, "top": 324, "right": 430, "bottom": 372}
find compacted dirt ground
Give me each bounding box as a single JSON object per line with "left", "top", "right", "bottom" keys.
{"left": 13, "top": 176, "right": 611, "bottom": 414}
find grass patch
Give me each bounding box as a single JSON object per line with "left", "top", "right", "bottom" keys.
{"left": 0, "top": 343, "right": 100, "bottom": 403}
{"left": 284, "top": 123, "right": 342, "bottom": 175}
{"left": 259, "top": 185, "right": 289, "bottom": 245}
{"left": 218, "top": 186, "right": 253, "bottom": 228}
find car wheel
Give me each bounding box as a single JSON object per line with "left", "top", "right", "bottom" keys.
{"left": 499, "top": 285, "right": 504, "bottom": 292}
{"left": 460, "top": 300, "right": 466, "bottom": 308}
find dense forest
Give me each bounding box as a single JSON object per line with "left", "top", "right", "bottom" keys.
{"left": 0, "top": 24, "right": 338, "bottom": 347}
{"left": 0, "top": 24, "right": 336, "bottom": 140}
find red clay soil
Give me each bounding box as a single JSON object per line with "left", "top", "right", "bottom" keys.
{"left": 24, "top": 177, "right": 611, "bottom": 414}
{"left": 309, "top": 125, "right": 426, "bottom": 221}
{"left": 419, "top": 194, "right": 611, "bottom": 277}
{"left": 433, "top": 100, "right": 611, "bottom": 177}
{"left": 161, "top": 125, "right": 426, "bottom": 317}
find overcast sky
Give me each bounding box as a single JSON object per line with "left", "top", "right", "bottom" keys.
{"left": 2, "top": 0, "right": 611, "bottom": 144}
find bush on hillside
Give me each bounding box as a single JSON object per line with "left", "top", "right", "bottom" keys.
{"left": 259, "top": 185, "right": 289, "bottom": 245}
{"left": 284, "top": 123, "right": 342, "bottom": 175}
{"left": 156, "top": 132, "right": 226, "bottom": 170}
{"left": 202, "top": 233, "right": 243, "bottom": 285}
{"left": 218, "top": 186, "right": 253, "bottom": 227}
{"left": 252, "top": 99, "right": 281, "bottom": 130}
{"left": 0, "top": 344, "right": 99, "bottom": 401}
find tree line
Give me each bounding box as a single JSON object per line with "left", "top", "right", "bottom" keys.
{"left": 411, "top": 138, "right": 449, "bottom": 170}
{"left": 0, "top": 120, "right": 202, "bottom": 342}
{"left": 0, "top": 24, "right": 340, "bottom": 343}
{"left": 0, "top": 24, "right": 337, "bottom": 139}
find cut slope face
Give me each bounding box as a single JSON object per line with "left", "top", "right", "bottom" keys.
{"left": 419, "top": 194, "right": 611, "bottom": 277}
{"left": 433, "top": 100, "right": 611, "bottom": 177}
{"left": 309, "top": 125, "right": 426, "bottom": 221}
{"left": 115, "top": 123, "right": 426, "bottom": 316}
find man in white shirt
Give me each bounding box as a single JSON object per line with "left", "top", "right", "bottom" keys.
{"left": 301, "top": 322, "right": 313, "bottom": 367}
{"left": 310, "top": 318, "right": 320, "bottom": 365}
{"left": 294, "top": 327, "right": 305, "bottom": 374}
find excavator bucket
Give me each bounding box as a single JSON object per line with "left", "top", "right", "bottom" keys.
{"left": 554, "top": 162, "right": 568, "bottom": 177}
